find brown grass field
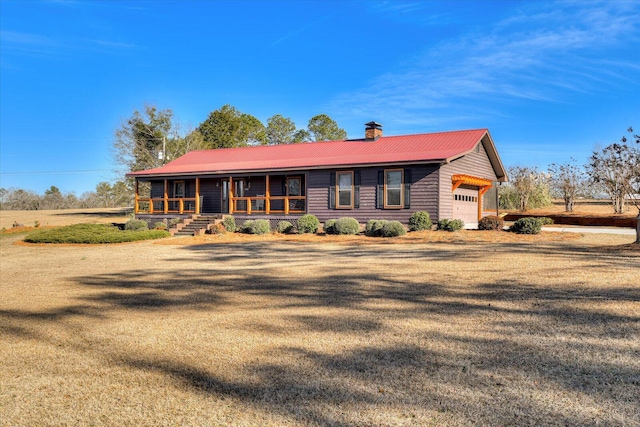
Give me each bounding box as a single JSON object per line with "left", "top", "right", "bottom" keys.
{"left": 1, "top": 208, "right": 639, "bottom": 426}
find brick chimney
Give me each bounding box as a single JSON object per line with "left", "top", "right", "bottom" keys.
{"left": 365, "top": 121, "right": 383, "bottom": 141}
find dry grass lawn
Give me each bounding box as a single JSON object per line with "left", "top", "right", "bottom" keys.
{"left": 1, "top": 210, "right": 639, "bottom": 426}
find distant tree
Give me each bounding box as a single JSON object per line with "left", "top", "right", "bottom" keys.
{"left": 587, "top": 127, "right": 640, "bottom": 215}
{"left": 307, "top": 114, "right": 347, "bottom": 141}
{"left": 64, "top": 193, "right": 79, "bottom": 209}
{"left": 95, "top": 182, "right": 113, "bottom": 208}
{"left": 266, "top": 114, "right": 297, "bottom": 145}
{"left": 548, "top": 159, "right": 589, "bottom": 212}
{"left": 114, "top": 105, "right": 207, "bottom": 178}
{"left": 42, "top": 185, "right": 64, "bottom": 210}
{"left": 114, "top": 105, "right": 173, "bottom": 174}
{"left": 197, "top": 105, "right": 267, "bottom": 149}
{"left": 504, "top": 166, "right": 551, "bottom": 211}
{"left": 292, "top": 129, "right": 312, "bottom": 143}
{"left": 4, "top": 188, "right": 41, "bottom": 210}
{"left": 111, "top": 180, "right": 132, "bottom": 207}
{"left": 0, "top": 188, "right": 7, "bottom": 209}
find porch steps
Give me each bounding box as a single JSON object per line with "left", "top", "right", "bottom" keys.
{"left": 172, "top": 215, "right": 222, "bottom": 236}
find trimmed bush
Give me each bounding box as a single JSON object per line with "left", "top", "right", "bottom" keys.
{"left": 125, "top": 219, "right": 148, "bottom": 231}
{"left": 381, "top": 220, "right": 406, "bottom": 237}
{"left": 478, "top": 215, "right": 504, "bottom": 231}
{"left": 510, "top": 217, "right": 542, "bottom": 234}
{"left": 222, "top": 216, "right": 236, "bottom": 232}
{"left": 537, "top": 217, "right": 554, "bottom": 225}
{"left": 408, "top": 211, "right": 432, "bottom": 231}
{"left": 297, "top": 214, "right": 319, "bottom": 234}
{"left": 153, "top": 221, "right": 167, "bottom": 230}
{"left": 365, "top": 219, "right": 387, "bottom": 237}
{"left": 334, "top": 217, "right": 360, "bottom": 235}
{"left": 437, "top": 218, "right": 465, "bottom": 232}
{"left": 276, "top": 221, "right": 294, "bottom": 234}
{"left": 240, "top": 220, "right": 254, "bottom": 233}
{"left": 323, "top": 219, "right": 338, "bottom": 235}
{"left": 168, "top": 218, "right": 181, "bottom": 228}
{"left": 241, "top": 219, "right": 270, "bottom": 235}
{"left": 24, "top": 224, "right": 169, "bottom": 244}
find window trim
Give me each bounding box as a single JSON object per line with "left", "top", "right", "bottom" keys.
{"left": 384, "top": 169, "right": 404, "bottom": 209}
{"left": 336, "top": 171, "right": 354, "bottom": 209}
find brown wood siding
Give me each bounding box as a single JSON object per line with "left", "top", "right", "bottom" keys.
{"left": 307, "top": 165, "right": 439, "bottom": 223}
{"left": 439, "top": 142, "right": 498, "bottom": 220}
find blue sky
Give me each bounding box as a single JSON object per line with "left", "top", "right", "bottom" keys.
{"left": 1, "top": 0, "right": 639, "bottom": 195}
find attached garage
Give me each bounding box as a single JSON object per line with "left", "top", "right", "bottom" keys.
{"left": 451, "top": 174, "right": 494, "bottom": 224}
{"left": 453, "top": 186, "right": 479, "bottom": 224}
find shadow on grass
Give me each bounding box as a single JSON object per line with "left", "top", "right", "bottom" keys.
{"left": 52, "top": 208, "right": 133, "bottom": 217}
{"left": 2, "top": 240, "right": 639, "bottom": 425}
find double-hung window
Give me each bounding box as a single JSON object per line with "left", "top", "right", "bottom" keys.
{"left": 384, "top": 169, "right": 403, "bottom": 208}
{"left": 336, "top": 171, "right": 354, "bottom": 209}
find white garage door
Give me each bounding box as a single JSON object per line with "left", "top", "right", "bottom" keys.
{"left": 453, "top": 187, "right": 478, "bottom": 224}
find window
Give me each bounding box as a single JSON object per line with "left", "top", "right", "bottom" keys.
{"left": 336, "top": 171, "right": 353, "bottom": 209}
{"left": 234, "top": 179, "right": 245, "bottom": 197}
{"left": 384, "top": 169, "right": 403, "bottom": 208}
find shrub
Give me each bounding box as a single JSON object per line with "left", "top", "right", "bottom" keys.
{"left": 381, "top": 220, "right": 406, "bottom": 237}
{"left": 297, "top": 214, "right": 319, "bottom": 234}
{"left": 222, "top": 216, "right": 236, "bottom": 232}
{"left": 408, "top": 211, "right": 432, "bottom": 231}
{"left": 510, "top": 217, "right": 542, "bottom": 234}
{"left": 323, "top": 219, "right": 338, "bottom": 235}
{"left": 478, "top": 215, "right": 504, "bottom": 231}
{"left": 365, "top": 219, "right": 387, "bottom": 237}
{"left": 168, "top": 218, "right": 181, "bottom": 228}
{"left": 24, "top": 224, "right": 169, "bottom": 244}
{"left": 153, "top": 221, "right": 167, "bottom": 230}
{"left": 241, "top": 219, "right": 270, "bottom": 235}
{"left": 537, "top": 217, "right": 554, "bottom": 225}
{"left": 276, "top": 221, "right": 294, "bottom": 234}
{"left": 125, "top": 219, "right": 148, "bottom": 231}
{"left": 437, "top": 218, "right": 465, "bottom": 232}
{"left": 334, "top": 217, "right": 360, "bottom": 235}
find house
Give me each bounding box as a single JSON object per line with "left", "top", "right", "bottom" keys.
{"left": 127, "top": 122, "right": 507, "bottom": 227}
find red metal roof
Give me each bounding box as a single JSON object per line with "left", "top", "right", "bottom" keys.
{"left": 128, "top": 129, "right": 493, "bottom": 177}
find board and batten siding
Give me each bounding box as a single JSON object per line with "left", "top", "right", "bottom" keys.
{"left": 307, "top": 165, "right": 439, "bottom": 223}
{"left": 438, "top": 140, "right": 498, "bottom": 220}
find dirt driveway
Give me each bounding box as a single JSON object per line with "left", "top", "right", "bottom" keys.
{"left": 1, "top": 232, "right": 639, "bottom": 426}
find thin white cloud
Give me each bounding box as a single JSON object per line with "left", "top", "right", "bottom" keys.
{"left": 329, "top": 1, "right": 640, "bottom": 127}
{"left": 0, "top": 30, "right": 138, "bottom": 60}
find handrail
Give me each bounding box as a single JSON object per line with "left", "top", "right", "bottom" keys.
{"left": 135, "top": 197, "right": 197, "bottom": 214}
{"left": 232, "top": 195, "right": 305, "bottom": 214}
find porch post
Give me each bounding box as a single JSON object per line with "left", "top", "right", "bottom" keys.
{"left": 478, "top": 188, "right": 482, "bottom": 221}
{"left": 195, "top": 177, "right": 201, "bottom": 214}
{"left": 134, "top": 179, "right": 139, "bottom": 214}
{"left": 163, "top": 179, "right": 168, "bottom": 214}
{"left": 228, "top": 176, "right": 234, "bottom": 214}
{"left": 265, "top": 174, "right": 271, "bottom": 214}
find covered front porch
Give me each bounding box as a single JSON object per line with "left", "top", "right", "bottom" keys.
{"left": 133, "top": 174, "right": 307, "bottom": 216}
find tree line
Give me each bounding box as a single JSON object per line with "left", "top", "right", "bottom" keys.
{"left": 114, "top": 104, "right": 348, "bottom": 176}
{"left": 500, "top": 127, "right": 639, "bottom": 215}
{"left": 0, "top": 182, "right": 131, "bottom": 211}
